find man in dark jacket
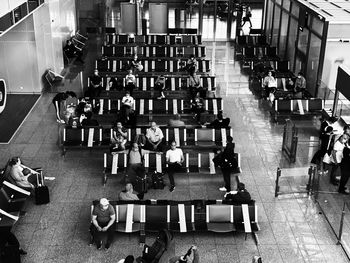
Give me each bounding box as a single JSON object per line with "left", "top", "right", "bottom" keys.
{"left": 229, "top": 183, "right": 252, "bottom": 204}
{"left": 339, "top": 143, "right": 350, "bottom": 195}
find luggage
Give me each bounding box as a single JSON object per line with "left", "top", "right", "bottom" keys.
{"left": 135, "top": 174, "right": 148, "bottom": 194}
{"left": 2, "top": 245, "right": 21, "bottom": 263}
{"left": 35, "top": 171, "right": 50, "bottom": 205}
{"left": 151, "top": 172, "right": 165, "bottom": 190}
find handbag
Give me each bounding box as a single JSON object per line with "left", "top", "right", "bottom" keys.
{"left": 322, "top": 153, "right": 331, "bottom": 164}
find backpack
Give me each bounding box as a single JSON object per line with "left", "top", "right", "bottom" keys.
{"left": 151, "top": 172, "right": 165, "bottom": 189}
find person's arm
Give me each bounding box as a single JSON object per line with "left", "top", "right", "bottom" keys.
{"left": 301, "top": 77, "right": 306, "bottom": 90}
{"left": 103, "top": 208, "right": 116, "bottom": 231}
{"left": 11, "top": 169, "right": 26, "bottom": 182}
{"left": 119, "top": 128, "right": 127, "bottom": 138}
{"left": 20, "top": 164, "right": 39, "bottom": 174}
{"left": 166, "top": 151, "right": 170, "bottom": 164}
{"left": 179, "top": 150, "right": 184, "bottom": 164}
{"left": 192, "top": 246, "right": 199, "bottom": 263}
{"left": 92, "top": 214, "right": 102, "bottom": 231}
{"left": 55, "top": 101, "right": 61, "bottom": 120}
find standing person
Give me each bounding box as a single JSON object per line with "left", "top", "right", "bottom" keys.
{"left": 241, "top": 6, "right": 252, "bottom": 28}
{"left": 52, "top": 91, "right": 73, "bottom": 123}
{"left": 338, "top": 142, "right": 350, "bottom": 195}
{"left": 89, "top": 69, "right": 102, "bottom": 98}
{"left": 219, "top": 136, "right": 238, "bottom": 192}
{"left": 169, "top": 245, "right": 199, "bottom": 263}
{"left": 90, "top": 198, "right": 115, "bottom": 250}
{"left": 155, "top": 75, "right": 166, "bottom": 99}
{"left": 166, "top": 140, "right": 184, "bottom": 192}
{"left": 125, "top": 69, "right": 136, "bottom": 95}
{"left": 145, "top": 122, "right": 164, "bottom": 152}
{"left": 329, "top": 134, "right": 349, "bottom": 185}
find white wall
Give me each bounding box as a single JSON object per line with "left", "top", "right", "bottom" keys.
{"left": 0, "top": 0, "right": 26, "bottom": 17}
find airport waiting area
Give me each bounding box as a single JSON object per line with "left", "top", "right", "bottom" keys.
{"left": 1, "top": 0, "right": 350, "bottom": 262}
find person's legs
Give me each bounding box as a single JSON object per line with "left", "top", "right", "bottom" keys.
{"left": 105, "top": 223, "right": 115, "bottom": 247}
{"left": 329, "top": 163, "right": 339, "bottom": 185}
{"left": 222, "top": 169, "right": 231, "bottom": 192}
{"left": 53, "top": 101, "right": 61, "bottom": 121}
{"left": 90, "top": 224, "right": 102, "bottom": 247}
{"left": 339, "top": 164, "right": 350, "bottom": 193}
{"left": 167, "top": 163, "right": 176, "bottom": 188}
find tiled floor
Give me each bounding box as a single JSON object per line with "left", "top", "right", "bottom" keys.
{"left": 1, "top": 36, "right": 350, "bottom": 263}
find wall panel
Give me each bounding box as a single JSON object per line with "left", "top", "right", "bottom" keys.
{"left": 121, "top": 3, "right": 136, "bottom": 33}
{"left": 149, "top": 3, "right": 168, "bottom": 34}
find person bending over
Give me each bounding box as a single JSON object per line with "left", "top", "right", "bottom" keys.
{"left": 52, "top": 91, "right": 74, "bottom": 123}
{"left": 90, "top": 198, "right": 115, "bottom": 250}
{"left": 145, "top": 122, "right": 164, "bottom": 152}
{"left": 166, "top": 141, "right": 184, "bottom": 192}
{"left": 206, "top": 111, "right": 230, "bottom": 128}
{"left": 226, "top": 183, "right": 252, "bottom": 204}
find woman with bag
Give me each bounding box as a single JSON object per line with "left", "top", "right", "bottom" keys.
{"left": 329, "top": 134, "right": 349, "bottom": 185}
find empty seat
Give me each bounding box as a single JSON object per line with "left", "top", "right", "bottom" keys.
{"left": 276, "top": 60, "right": 289, "bottom": 73}
{"left": 118, "top": 35, "right": 128, "bottom": 44}
{"left": 96, "top": 60, "right": 109, "bottom": 72}
{"left": 115, "top": 204, "right": 144, "bottom": 233}
{"left": 135, "top": 35, "right": 146, "bottom": 44}
{"left": 103, "top": 46, "right": 114, "bottom": 57}
{"left": 206, "top": 204, "right": 235, "bottom": 232}
{"left": 145, "top": 205, "right": 169, "bottom": 231}
{"left": 195, "top": 129, "right": 215, "bottom": 146}
{"left": 0, "top": 182, "right": 30, "bottom": 212}
{"left": 156, "top": 35, "right": 167, "bottom": 45}
{"left": 169, "top": 203, "right": 194, "bottom": 232}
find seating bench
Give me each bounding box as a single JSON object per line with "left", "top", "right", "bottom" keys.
{"left": 90, "top": 199, "right": 259, "bottom": 244}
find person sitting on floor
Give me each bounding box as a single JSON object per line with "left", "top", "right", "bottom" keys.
{"left": 206, "top": 111, "right": 230, "bottom": 128}
{"left": 119, "top": 183, "right": 140, "bottom": 201}
{"left": 90, "top": 198, "right": 115, "bottom": 250}
{"left": 168, "top": 114, "right": 185, "bottom": 127}
{"left": 145, "top": 122, "right": 164, "bottom": 152}
{"left": 7, "top": 157, "right": 39, "bottom": 189}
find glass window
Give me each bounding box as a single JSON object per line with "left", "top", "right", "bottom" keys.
{"left": 291, "top": 1, "right": 299, "bottom": 17}
{"left": 297, "top": 27, "right": 309, "bottom": 55}
{"left": 286, "top": 17, "right": 298, "bottom": 71}
{"left": 312, "top": 16, "right": 324, "bottom": 36}
{"left": 282, "top": 0, "right": 291, "bottom": 12}
{"left": 279, "top": 11, "right": 289, "bottom": 57}
{"left": 306, "top": 33, "right": 322, "bottom": 96}
{"left": 271, "top": 6, "right": 281, "bottom": 47}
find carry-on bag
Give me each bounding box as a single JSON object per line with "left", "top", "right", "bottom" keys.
{"left": 35, "top": 171, "right": 50, "bottom": 205}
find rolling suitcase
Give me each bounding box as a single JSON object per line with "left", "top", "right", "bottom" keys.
{"left": 152, "top": 172, "right": 165, "bottom": 190}
{"left": 35, "top": 171, "right": 50, "bottom": 205}
{"left": 135, "top": 174, "right": 148, "bottom": 194}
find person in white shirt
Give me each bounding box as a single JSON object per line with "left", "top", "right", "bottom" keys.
{"left": 121, "top": 91, "right": 135, "bottom": 120}
{"left": 263, "top": 71, "right": 277, "bottom": 99}
{"left": 145, "top": 122, "right": 164, "bottom": 152}
{"left": 125, "top": 69, "right": 136, "bottom": 95}
{"left": 166, "top": 141, "right": 184, "bottom": 192}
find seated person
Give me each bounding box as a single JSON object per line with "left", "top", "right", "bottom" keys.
{"left": 76, "top": 98, "right": 92, "bottom": 116}
{"left": 131, "top": 55, "right": 143, "bottom": 72}
{"left": 191, "top": 92, "right": 205, "bottom": 123}
{"left": 63, "top": 39, "right": 84, "bottom": 63}
{"left": 294, "top": 71, "right": 306, "bottom": 95}
{"left": 168, "top": 114, "right": 185, "bottom": 127}
{"left": 186, "top": 54, "right": 197, "bottom": 73}
{"left": 125, "top": 70, "right": 136, "bottom": 95}
{"left": 89, "top": 69, "right": 102, "bottom": 98}
{"left": 109, "top": 77, "right": 124, "bottom": 91}
{"left": 80, "top": 111, "right": 99, "bottom": 126}
{"left": 7, "top": 157, "right": 39, "bottom": 189}
{"left": 188, "top": 71, "right": 202, "bottom": 99}
{"left": 145, "top": 122, "right": 164, "bottom": 152}
{"left": 90, "top": 198, "right": 115, "bottom": 250}
{"left": 121, "top": 91, "right": 135, "bottom": 120}
{"left": 119, "top": 183, "right": 140, "bottom": 201}
{"left": 155, "top": 75, "right": 166, "bottom": 99}
{"left": 111, "top": 122, "right": 128, "bottom": 152}
{"left": 127, "top": 143, "right": 146, "bottom": 184}
{"left": 206, "top": 111, "right": 230, "bottom": 128}
{"left": 225, "top": 183, "right": 252, "bottom": 204}
{"left": 262, "top": 71, "right": 277, "bottom": 99}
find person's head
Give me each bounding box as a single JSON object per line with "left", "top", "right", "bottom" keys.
{"left": 297, "top": 71, "right": 303, "bottom": 78}
{"left": 93, "top": 69, "right": 99, "bottom": 76}
{"left": 227, "top": 135, "right": 233, "bottom": 143}
{"left": 99, "top": 198, "right": 109, "bottom": 210}
{"left": 343, "top": 125, "right": 350, "bottom": 135}
{"left": 238, "top": 182, "right": 246, "bottom": 191}
{"left": 339, "top": 134, "right": 349, "bottom": 144}
{"left": 190, "top": 54, "right": 195, "bottom": 60}
{"left": 151, "top": 122, "right": 157, "bottom": 130}
{"left": 9, "top": 157, "right": 21, "bottom": 166}
{"left": 116, "top": 122, "right": 123, "bottom": 129}
{"left": 213, "top": 148, "right": 221, "bottom": 154}
{"left": 66, "top": 39, "right": 72, "bottom": 45}
{"left": 174, "top": 114, "right": 181, "bottom": 121}
{"left": 125, "top": 183, "right": 133, "bottom": 192}
{"left": 195, "top": 92, "right": 200, "bottom": 98}
{"left": 170, "top": 140, "right": 177, "bottom": 150}
{"left": 125, "top": 91, "right": 130, "bottom": 97}
{"left": 267, "top": 71, "right": 273, "bottom": 77}
{"left": 124, "top": 255, "right": 135, "bottom": 263}
{"left": 132, "top": 142, "right": 139, "bottom": 151}
{"left": 134, "top": 55, "right": 138, "bottom": 61}
{"left": 128, "top": 69, "right": 133, "bottom": 75}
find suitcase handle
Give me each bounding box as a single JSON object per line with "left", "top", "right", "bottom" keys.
{"left": 36, "top": 170, "right": 44, "bottom": 186}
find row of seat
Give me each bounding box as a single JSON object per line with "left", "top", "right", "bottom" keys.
{"left": 61, "top": 126, "right": 232, "bottom": 155}
{"left": 96, "top": 58, "right": 211, "bottom": 73}
{"left": 236, "top": 35, "right": 268, "bottom": 47}
{"left": 0, "top": 181, "right": 31, "bottom": 232}
{"left": 88, "top": 75, "right": 216, "bottom": 91}
{"left": 91, "top": 200, "right": 258, "bottom": 243}
{"left": 102, "top": 45, "right": 206, "bottom": 58}
{"left": 103, "top": 151, "right": 241, "bottom": 183}
{"left": 237, "top": 46, "right": 280, "bottom": 62}
{"left": 91, "top": 97, "right": 223, "bottom": 115}
{"left": 104, "top": 34, "right": 202, "bottom": 46}
{"left": 271, "top": 98, "right": 324, "bottom": 121}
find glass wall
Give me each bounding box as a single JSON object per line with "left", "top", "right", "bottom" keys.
{"left": 263, "top": 0, "right": 327, "bottom": 97}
